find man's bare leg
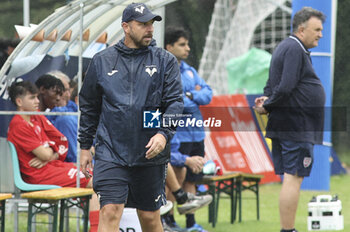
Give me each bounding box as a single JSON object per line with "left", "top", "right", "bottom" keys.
{"left": 166, "top": 163, "right": 182, "bottom": 192}
{"left": 172, "top": 166, "right": 186, "bottom": 187}
{"left": 183, "top": 181, "right": 196, "bottom": 195}
{"left": 279, "top": 173, "right": 303, "bottom": 230}
{"left": 137, "top": 209, "right": 163, "bottom": 232}
{"left": 98, "top": 204, "right": 124, "bottom": 232}
{"left": 166, "top": 163, "right": 184, "bottom": 214}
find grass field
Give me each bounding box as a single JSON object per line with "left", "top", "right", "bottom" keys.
{"left": 174, "top": 174, "right": 350, "bottom": 232}
{"left": 4, "top": 174, "right": 349, "bottom": 232}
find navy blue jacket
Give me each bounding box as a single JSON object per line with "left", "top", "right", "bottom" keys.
{"left": 79, "top": 39, "right": 183, "bottom": 166}
{"left": 263, "top": 35, "right": 325, "bottom": 144}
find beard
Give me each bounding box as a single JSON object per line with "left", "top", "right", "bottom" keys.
{"left": 129, "top": 32, "right": 152, "bottom": 48}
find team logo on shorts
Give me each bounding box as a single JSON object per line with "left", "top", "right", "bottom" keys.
{"left": 143, "top": 109, "right": 161, "bottom": 128}
{"left": 154, "top": 194, "right": 161, "bottom": 202}
{"left": 303, "top": 157, "right": 312, "bottom": 168}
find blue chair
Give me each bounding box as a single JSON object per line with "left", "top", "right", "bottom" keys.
{"left": 8, "top": 141, "right": 61, "bottom": 191}
{"left": 8, "top": 141, "right": 61, "bottom": 232}
{"left": 8, "top": 141, "right": 92, "bottom": 232}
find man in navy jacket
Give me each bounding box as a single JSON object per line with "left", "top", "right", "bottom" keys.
{"left": 255, "top": 7, "right": 326, "bottom": 232}
{"left": 79, "top": 3, "right": 183, "bottom": 231}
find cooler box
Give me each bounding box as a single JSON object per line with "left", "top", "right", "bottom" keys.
{"left": 308, "top": 195, "right": 344, "bottom": 231}
{"left": 120, "top": 208, "right": 142, "bottom": 232}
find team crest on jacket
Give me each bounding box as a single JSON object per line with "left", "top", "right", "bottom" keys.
{"left": 187, "top": 70, "right": 194, "bottom": 78}
{"left": 303, "top": 157, "right": 312, "bottom": 168}
{"left": 145, "top": 65, "right": 157, "bottom": 77}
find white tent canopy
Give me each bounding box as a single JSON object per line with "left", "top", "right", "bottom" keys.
{"left": 0, "top": 0, "right": 175, "bottom": 84}
{"left": 0, "top": 0, "right": 176, "bottom": 199}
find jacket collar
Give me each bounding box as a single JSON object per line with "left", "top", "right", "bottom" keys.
{"left": 289, "top": 35, "right": 310, "bottom": 55}
{"left": 180, "top": 61, "right": 190, "bottom": 72}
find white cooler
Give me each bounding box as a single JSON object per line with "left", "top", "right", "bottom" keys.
{"left": 119, "top": 208, "right": 142, "bottom": 232}
{"left": 307, "top": 195, "right": 344, "bottom": 231}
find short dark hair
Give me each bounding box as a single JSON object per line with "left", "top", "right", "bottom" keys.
{"left": 70, "top": 85, "right": 78, "bottom": 102}
{"left": 69, "top": 79, "right": 77, "bottom": 89}
{"left": 8, "top": 81, "right": 38, "bottom": 106}
{"left": 164, "top": 26, "right": 189, "bottom": 47}
{"left": 0, "top": 38, "right": 20, "bottom": 51}
{"left": 292, "top": 7, "right": 326, "bottom": 33}
{"left": 35, "top": 74, "right": 64, "bottom": 95}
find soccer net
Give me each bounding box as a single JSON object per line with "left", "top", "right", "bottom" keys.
{"left": 198, "top": 0, "right": 292, "bottom": 95}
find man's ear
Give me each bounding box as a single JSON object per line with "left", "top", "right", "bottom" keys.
{"left": 165, "top": 44, "right": 172, "bottom": 51}
{"left": 39, "top": 86, "right": 46, "bottom": 94}
{"left": 15, "top": 97, "right": 22, "bottom": 108}
{"left": 298, "top": 23, "right": 306, "bottom": 34}
{"left": 122, "top": 22, "right": 129, "bottom": 33}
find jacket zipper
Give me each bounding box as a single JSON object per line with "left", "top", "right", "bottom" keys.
{"left": 129, "top": 56, "right": 134, "bottom": 165}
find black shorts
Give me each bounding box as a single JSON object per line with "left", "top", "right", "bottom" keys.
{"left": 271, "top": 139, "right": 314, "bottom": 177}
{"left": 179, "top": 141, "right": 205, "bottom": 182}
{"left": 93, "top": 159, "right": 167, "bottom": 211}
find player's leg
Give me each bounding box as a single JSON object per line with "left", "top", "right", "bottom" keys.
{"left": 129, "top": 164, "right": 167, "bottom": 232}
{"left": 181, "top": 141, "right": 200, "bottom": 229}
{"left": 98, "top": 204, "right": 124, "bottom": 232}
{"left": 172, "top": 165, "right": 186, "bottom": 187}
{"left": 163, "top": 164, "right": 188, "bottom": 232}
{"left": 137, "top": 209, "right": 162, "bottom": 232}
{"left": 93, "top": 160, "right": 130, "bottom": 231}
{"left": 279, "top": 173, "right": 303, "bottom": 230}
{"left": 276, "top": 140, "right": 313, "bottom": 231}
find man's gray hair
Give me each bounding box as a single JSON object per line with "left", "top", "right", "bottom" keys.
{"left": 48, "top": 70, "right": 70, "bottom": 83}
{"left": 292, "top": 7, "right": 326, "bottom": 33}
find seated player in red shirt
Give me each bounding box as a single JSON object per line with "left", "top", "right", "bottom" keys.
{"left": 7, "top": 81, "right": 99, "bottom": 232}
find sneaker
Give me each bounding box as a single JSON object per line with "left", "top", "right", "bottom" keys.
{"left": 162, "top": 220, "right": 175, "bottom": 232}
{"left": 162, "top": 220, "right": 187, "bottom": 232}
{"left": 187, "top": 223, "right": 208, "bottom": 232}
{"left": 177, "top": 193, "right": 213, "bottom": 215}
{"left": 160, "top": 200, "right": 173, "bottom": 215}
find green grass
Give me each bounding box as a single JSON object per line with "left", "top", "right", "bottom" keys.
{"left": 5, "top": 212, "right": 86, "bottom": 232}
{"left": 174, "top": 174, "right": 350, "bottom": 232}
{"left": 4, "top": 174, "right": 349, "bottom": 231}
{"left": 337, "top": 150, "right": 350, "bottom": 169}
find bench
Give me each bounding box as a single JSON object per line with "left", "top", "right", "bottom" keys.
{"left": 197, "top": 172, "right": 263, "bottom": 227}
{"left": 21, "top": 187, "right": 94, "bottom": 232}
{"left": 8, "top": 140, "right": 94, "bottom": 232}
{"left": 0, "top": 193, "right": 12, "bottom": 232}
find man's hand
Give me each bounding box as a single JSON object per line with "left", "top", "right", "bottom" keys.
{"left": 195, "top": 85, "right": 201, "bottom": 91}
{"left": 145, "top": 133, "right": 166, "bottom": 159}
{"left": 28, "top": 157, "right": 48, "bottom": 169}
{"left": 253, "top": 96, "right": 268, "bottom": 114}
{"left": 185, "top": 156, "right": 205, "bottom": 174}
{"left": 80, "top": 149, "right": 93, "bottom": 179}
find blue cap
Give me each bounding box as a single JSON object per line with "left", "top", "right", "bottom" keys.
{"left": 122, "top": 3, "right": 162, "bottom": 23}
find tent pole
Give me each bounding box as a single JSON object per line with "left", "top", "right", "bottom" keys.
{"left": 23, "top": 0, "right": 30, "bottom": 26}
{"left": 76, "top": 2, "right": 84, "bottom": 232}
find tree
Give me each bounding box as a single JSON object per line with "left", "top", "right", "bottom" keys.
{"left": 0, "top": 0, "right": 66, "bottom": 38}
{"left": 332, "top": 0, "right": 350, "bottom": 158}
{"left": 165, "top": 0, "right": 216, "bottom": 69}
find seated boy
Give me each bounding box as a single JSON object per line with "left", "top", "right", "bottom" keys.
{"left": 7, "top": 81, "right": 99, "bottom": 232}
